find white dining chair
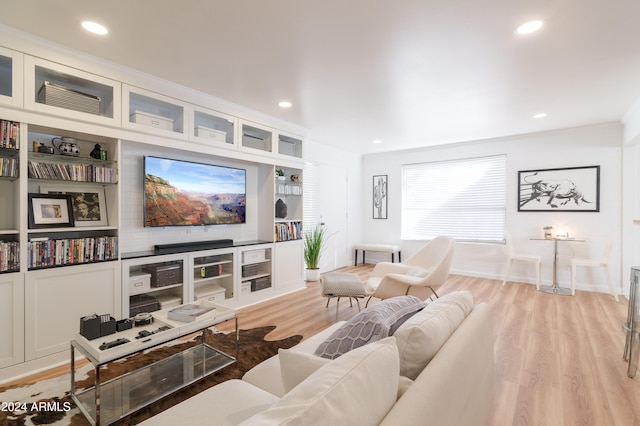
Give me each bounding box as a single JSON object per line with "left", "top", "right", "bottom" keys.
{"left": 570, "top": 234, "right": 619, "bottom": 302}
{"left": 502, "top": 231, "right": 541, "bottom": 289}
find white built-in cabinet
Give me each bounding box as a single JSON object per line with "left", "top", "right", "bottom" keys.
{"left": 0, "top": 273, "right": 23, "bottom": 369}
{"left": 24, "top": 262, "right": 120, "bottom": 360}
{"left": 122, "top": 243, "right": 280, "bottom": 313}
{"left": 0, "top": 38, "right": 305, "bottom": 375}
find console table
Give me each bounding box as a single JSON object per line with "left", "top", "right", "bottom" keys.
{"left": 70, "top": 303, "right": 237, "bottom": 425}
{"left": 624, "top": 267, "right": 640, "bottom": 378}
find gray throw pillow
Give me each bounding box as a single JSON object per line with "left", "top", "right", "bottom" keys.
{"left": 314, "top": 295, "right": 426, "bottom": 359}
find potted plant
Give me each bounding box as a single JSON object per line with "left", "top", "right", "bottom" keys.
{"left": 275, "top": 169, "right": 286, "bottom": 181}
{"left": 304, "top": 224, "right": 326, "bottom": 281}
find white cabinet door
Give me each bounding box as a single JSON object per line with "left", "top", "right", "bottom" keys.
{"left": 274, "top": 240, "right": 304, "bottom": 290}
{"left": 0, "top": 272, "right": 24, "bottom": 368}
{"left": 25, "top": 263, "right": 120, "bottom": 360}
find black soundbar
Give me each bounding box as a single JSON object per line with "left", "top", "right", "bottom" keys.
{"left": 154, "top": 239, "right": 234, "bottom": 255}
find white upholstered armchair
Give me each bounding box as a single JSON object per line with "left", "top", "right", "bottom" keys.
{"left": 365, "top": 236, "right": 455, "bottom": 305}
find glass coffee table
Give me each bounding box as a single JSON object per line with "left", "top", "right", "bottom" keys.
{"left": 70, "top": 303, "right": 237, "bottom": 425}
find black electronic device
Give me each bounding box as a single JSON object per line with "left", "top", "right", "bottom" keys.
{"left": 130, "top": 295, "right": 160, "bottom": 317}
{"left": 154, "top": 239, "right": 234, "bottom": 255}
{"left": 144, "top": 156, "right": 246, "bottom": 228}
{"left": 99, "top": 338, "right": 130, "bottom": 351}
{"left": 143, "top": 263, "right": 182, "bottom": 287}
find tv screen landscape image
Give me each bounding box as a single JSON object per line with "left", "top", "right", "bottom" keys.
{"left": 144, "top": 156, "right": 246, "bottom": 227}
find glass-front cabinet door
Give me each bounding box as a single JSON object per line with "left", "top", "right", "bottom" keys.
{"left": 192, "top": 106, "right": 237, "bottom": 149}
{"left": 24, "top": 56, "right": 120, "bottom": 125}
{"left": 240, "top": 120, "right": 274, "bottom": 155}
{"left": 0, "top": 46, "right": 23, "bottom": 107}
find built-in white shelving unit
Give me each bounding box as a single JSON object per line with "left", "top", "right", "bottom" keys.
{"left": 0, "top": 31, "right": 306, "bottom": 378}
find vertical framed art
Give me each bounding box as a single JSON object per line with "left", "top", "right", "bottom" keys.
{"left": 373, "top": 175, "right": 387, "bottom": 219}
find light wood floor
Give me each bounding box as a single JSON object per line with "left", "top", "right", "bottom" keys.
{"left": 6, "top": 265, "right": 640, "bottom": 425}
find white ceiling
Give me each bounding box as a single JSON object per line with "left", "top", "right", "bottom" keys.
{"left": 1, "top": 0, "right": 640, "bottom": 155}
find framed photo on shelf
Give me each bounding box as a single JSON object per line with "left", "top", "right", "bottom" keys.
{"left": 517, "top": 165, "right": 600, "bottom": 212}
{"left": 39, "top": 185, "right": 108, "bottom": 227}
{"left": 373, "top": 175, "right": 388, "bottom": 219}
{"left": 28, "top": 193, "right": 75, "bottom": 229}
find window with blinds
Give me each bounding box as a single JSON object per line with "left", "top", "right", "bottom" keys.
{"left": 401, "top": 155, "right": 506, "bottom": 242}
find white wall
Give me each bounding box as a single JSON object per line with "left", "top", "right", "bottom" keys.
{"left": 362, "top": 123, "right": 624, "bottom": 296}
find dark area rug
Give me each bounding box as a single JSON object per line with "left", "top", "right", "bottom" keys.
{"left": 0, "top": 326, "right": 302, "bottom": 426}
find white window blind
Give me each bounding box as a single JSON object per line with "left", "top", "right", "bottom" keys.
{"left": 401, "top": 155, "right": 506, "bottom": 242}
{"left": 303, "top": 162, "right": 318, "bottom": 232}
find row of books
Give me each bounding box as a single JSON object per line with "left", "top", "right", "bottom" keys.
{"left": 275, "top": 182, "right": 302, "bottom": 195}
{"left": 0, "top": 120, "right": 20, "bottom": 149}
{"left": 275, "top": 221, "right": 302, "bottom": 242}
{"left": 0, "top": 157, "right": 18, "bottom": 178}
{"left": 28, "top": 236, "right": 118, "bottom": 269}
{"left": 27, "top": 160, "right": 118, "bottom": 183}
{"left": 0, "top": 241, "right": 19, "bottom": 272}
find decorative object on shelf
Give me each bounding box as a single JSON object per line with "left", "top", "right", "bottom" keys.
{"left": 90, "top": 143, "right": 102, "bottom": 159}
{"left": 38, "top": 81, "right": 101, "bottom": 115}
{"left": 304, "top": 224, "right": 326, "bottom": 281}
{"left": 276, "top": 168, "right": 285, "bottom": 181}
{"left": 37, "top": 145, "right": 54, "bottom": 154}
{"left": 290, "top": 174, "right": 300, "bottom": 182}
{"left": 373, "top": 174, "right": 388, "bottom": 219}
{"left": 27, "top": 193, "right": 75, "bottom": 229}
{"left": 518, "top": 165, "right": 600, "bottom": 212}
{"left": 40, "top": 185, "right": 108, "bottom": 227}
{"left": 275, "top": 198, "right": 287, "bottom": 218}
{"left": 52, "top": 136, "right": 80, "bottom": 157}
{"left": 543, "top": 226, "right": 553, "bottom": 239}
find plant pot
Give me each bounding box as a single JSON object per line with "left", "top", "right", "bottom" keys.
{"left": 305, "top": 268, "right": 321, "bottom": 282}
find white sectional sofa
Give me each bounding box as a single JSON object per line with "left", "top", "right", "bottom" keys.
{"left": 140, "top": 291, "right": 495, "bottom": 426}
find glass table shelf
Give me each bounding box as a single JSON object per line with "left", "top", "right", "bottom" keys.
{"left": 73, "top": 343, "right": 235, "bottom": 425}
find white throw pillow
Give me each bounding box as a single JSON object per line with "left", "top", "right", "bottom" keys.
{"left": 393, "top": 291, "right": 474, "bottom": 380}
{"left": 278, "top": 348, "right": 330, "bottom": 393}
{"left": 279, "top": 347, "right": 413, "bottom": 399}
{"left": 240, "top": 337, "right": 400, "bottom": 426}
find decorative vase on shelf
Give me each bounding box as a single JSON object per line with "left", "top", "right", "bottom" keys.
{"left": 90, "top": 143, "right": 102, "bottom": 159}
{"left": 275, "top": 199, "right": 287, "bottom": 218}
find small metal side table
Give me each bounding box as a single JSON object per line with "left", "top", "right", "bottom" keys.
{"left": 623, "top": 267, "right": 640, "bottom": 378}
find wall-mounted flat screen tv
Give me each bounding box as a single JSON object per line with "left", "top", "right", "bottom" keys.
{"left": 144, "top": 156, "right": 246, "bottom": 227}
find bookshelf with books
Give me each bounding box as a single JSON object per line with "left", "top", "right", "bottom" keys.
{"left": 0, "top": 119, "right": 20, "bottom": 275}
{"left": 23, "top": 124, "right": 121, "bottom": 361}
{"left": 274, "top": 166, "right": 303, "bottom": 242}
{"left": 26, "top": 124, "right": 119, "bottom": 270}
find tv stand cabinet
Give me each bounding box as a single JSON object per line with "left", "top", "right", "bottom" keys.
{"left": 122, "top": 241, "right": 297, "bottom": 315}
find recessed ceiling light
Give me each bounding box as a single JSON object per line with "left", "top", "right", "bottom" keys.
{"left": 516, "top": 20, "right": 543, "bottom": 35}
{"left": 372, "top": 140, "right": 382, "bottom": 144}
{"left": 278, "top": 101, "right": 292, "bottom": 108}
{"left": 82, "top": 21, "right": 108, "bottom": 35}
{"left": 532, "top": 113, "right": 548, "bottom": 119}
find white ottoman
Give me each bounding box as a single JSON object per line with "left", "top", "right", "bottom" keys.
{"left": 320, "top": 272, "right": 368, "bottom": 319}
